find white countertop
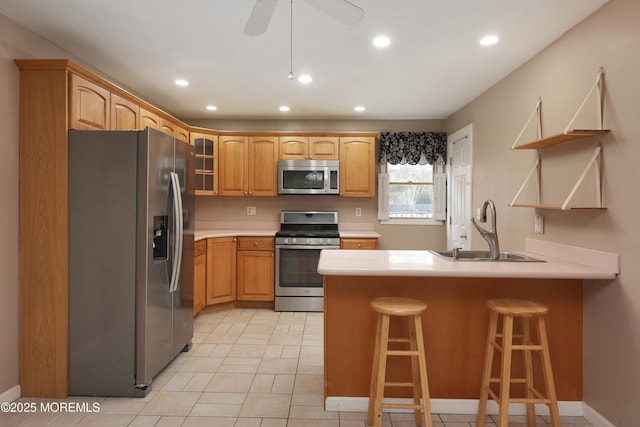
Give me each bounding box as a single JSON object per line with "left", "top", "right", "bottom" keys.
{"left": 317, "top": 239, "right": 619, "bottom": 280}
{"left": 195, "top": 229, "right": 277, "bottom": 241}
{"left": 195, "top": 228, "right": 380, "bottom": 241}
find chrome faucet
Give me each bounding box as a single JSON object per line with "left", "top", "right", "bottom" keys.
{"left": 471, "top": 199, "right": 500, "bottom": 260}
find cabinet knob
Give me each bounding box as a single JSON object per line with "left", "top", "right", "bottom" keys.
{"left": 357, "top": 243, "right": 362, "bottom": 248}
{"left": 253, "top": 241, "right": 258, "bottom": 246}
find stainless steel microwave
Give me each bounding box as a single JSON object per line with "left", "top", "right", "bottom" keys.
{"left": 277, "top": 160, "right": 340, "bottom": 195}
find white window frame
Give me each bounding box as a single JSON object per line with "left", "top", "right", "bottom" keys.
{"left": 378, "top": 163, "right": 446, "bottom": 225}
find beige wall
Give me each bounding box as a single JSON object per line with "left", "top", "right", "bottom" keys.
{"left": 445, "top": 0, "right": 639, "bottom": 424}
{"left": 191, "top": 118, "right": 447, "bottom": 250}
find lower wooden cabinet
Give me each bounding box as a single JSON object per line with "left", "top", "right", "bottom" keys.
{"left": 340, "top": 238, "right": 379, "bottom": 249}
{"left": 206, "top": 237, "right": 237, "bottom": 304}
{"left": 193, "top": 240, "right": 206, "bottom": 315}
{"left": 237, "top": 237, "right": 275, "bottom": 301}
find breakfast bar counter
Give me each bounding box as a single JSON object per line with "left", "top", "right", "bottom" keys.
{"left": 317, "top": 240, "right": 619, "bottom": 408}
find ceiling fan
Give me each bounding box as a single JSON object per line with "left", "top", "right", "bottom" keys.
{"left": 244, "top": 0, "right": 365, "bottom": 36}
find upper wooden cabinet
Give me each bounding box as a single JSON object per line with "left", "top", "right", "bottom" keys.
{"left": 279, "top": 136, "right": 339, "bottom": 160}
{"left": 139, "top": 106, "right": 160, "bottom": 130}
{"left": 176, "top": 126, "right": 189, "bottom": 143}
{"left": 110, "top": 93, "right": 139, "bottom": 130}
{"left": 191, "top": 132, "right": 218, "bottom": 196}
{"left": 248, "top": 136, "right": 279, "bottom": 196}
{"left": 219, "top": 135, "right": 278, "bottom": 196}
{"left": 69, "top": 73, "right": 110, "bottom": 130}
{"left": 339, "top": 136, "right": 376, "bottom": 197}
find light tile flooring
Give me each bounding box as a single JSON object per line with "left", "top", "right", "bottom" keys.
{"left": 2, "top": 308, "right": 593, "bottom": 427}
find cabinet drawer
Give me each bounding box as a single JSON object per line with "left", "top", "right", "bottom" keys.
{"left": 195, "top": 240, "right": 206, "bottom": 257}
{"left": 340, "top": 238, "right": 378, "bottom": 250}
{"left": 237, "top": 237, "right": 274, "bottom": 251}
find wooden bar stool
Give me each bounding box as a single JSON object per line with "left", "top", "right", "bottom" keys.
{"left": 367, "top": 297, "right": 432, "bottom": 427}
{"left": 477, "top": 298, "right": 561, "bottom": 427}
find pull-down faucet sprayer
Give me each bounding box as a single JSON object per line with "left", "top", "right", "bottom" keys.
{"left": 471, "top": 199, "right": 500, "bottom": 260}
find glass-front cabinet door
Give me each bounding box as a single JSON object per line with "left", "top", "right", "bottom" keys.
{"left": 190, "top": 132, "right": 218, "bottom": 195}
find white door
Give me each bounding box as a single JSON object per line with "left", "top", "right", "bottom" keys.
{"left": 447, "top": 124, "right": 473, "bottom": 250}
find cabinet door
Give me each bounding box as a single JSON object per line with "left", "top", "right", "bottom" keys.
{"left": 219, "top": 136, "right": 248, "bottom": 196}
{"left": 110, "top": 93, "right": 139, "bottom": 130}
{"left": 309, "top": 136, "right": 339, "bottom": 159}
{"left": 339, "top": 136, "right": 375, "bottom": 197}
{"left": 279, "top": 136, "right": 309, "bottom": 160}
{"left": 237, "top": 250, "right": 274, "bottom": 301}
{"left": 69, "top": 73, "right": 110, "bottom": 130}
{"left": 191, "top": 132, "right": 218, "bottom": 196}
{"left": 249, "top": 136, "right": 278, "bottom": 196}
{"left": 340, "top": 238, "right": 378, "bottom": 249}
{"left": 176, "top": 126, "right": 189, "bottom": 143}
{"left": 139, "top": 106, "right": 160, "bottom": 130}
{"left": 194, "top": 254, "right": 206, "bottom": 315}
{"left": 206, "top": 237, "right": 237, "bottom": 304}
{"left": 160, "top": 118, "right": 176, "bottom": 137}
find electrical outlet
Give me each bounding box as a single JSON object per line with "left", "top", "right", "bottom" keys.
{"left": 247, "top": 206, "right": 256, "bottom": 216}
{"left": 534, "top": 215, "right": 544, "bottom": 234}
{"left": 355, "top": 207, "right": 362, "bottom": 217}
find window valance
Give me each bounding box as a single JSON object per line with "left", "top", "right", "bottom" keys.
{"left": 378, "top": 131, "right": 447, "bottom": 165}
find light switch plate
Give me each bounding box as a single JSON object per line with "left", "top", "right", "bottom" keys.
{"left": 247, "top": 206, "right": 257, "bottom": 216}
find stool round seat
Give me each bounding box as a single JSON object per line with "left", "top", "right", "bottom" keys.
{"left": 371, "top": 297, "right": 427, "bottom": 317}
{"left": 487, "top": 298, "right": 548, "bottom": 317}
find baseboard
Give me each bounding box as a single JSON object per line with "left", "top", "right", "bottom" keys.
{"left": 325, "top": 396, "right": 583, "bottom": 416}
{"left": 0, "top": 385, "right": 21, "bottom": 403}
{"left": 582, "top": 402, "right": 617, "bottom": 427}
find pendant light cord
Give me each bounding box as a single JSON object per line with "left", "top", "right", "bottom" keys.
{"left": 288, "top": 0, "right": 294, "bottom": 79}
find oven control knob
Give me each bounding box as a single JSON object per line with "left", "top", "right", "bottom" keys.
{"left": 306, "top": 238, "right": 311, "bottom": 244}
{"left": 284, "top": 238, "right": 289, "bottom": 244}
{"left": 326, "top": 239, "right": 331, "bottom": 245}
{"left": 292, "top": 238, "right": 297, "bottom": 244}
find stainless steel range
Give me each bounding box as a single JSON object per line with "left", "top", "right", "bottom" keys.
{"left": 275, "top": 211, "right": 340, "bottom": 312}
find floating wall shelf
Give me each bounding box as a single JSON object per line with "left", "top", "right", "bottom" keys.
{"left": 509, "top": 69, "right": 608, "bottom": 210}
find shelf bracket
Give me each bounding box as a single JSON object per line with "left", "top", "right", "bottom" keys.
{"left": 564, "top": 68, "right": 605, "bottom": 134}
{"left": 509, "top": 156, "right": 541, "bottom": 207}
{"left": 561, "top": 143, "right": 603, "bottom": 210}
{"left": 511, "top": 98, "right": 542, "bottom": 149}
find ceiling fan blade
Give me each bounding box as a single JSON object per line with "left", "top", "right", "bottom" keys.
{"left": 244, "top": 0, "right": 280, "bottom": 36}
{"left": 301, "top": 0, "right": 364, "bottom": 25}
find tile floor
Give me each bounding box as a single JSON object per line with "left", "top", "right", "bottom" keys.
{"left": 1, "top": 308, "right": 593, "bottom": 427}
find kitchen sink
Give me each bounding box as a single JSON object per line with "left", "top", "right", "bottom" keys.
{"left": 429, "top": 250, "right": 545, "bottom": 262}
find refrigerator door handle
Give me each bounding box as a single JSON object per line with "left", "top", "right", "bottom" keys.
{"left": 169, "top": 172, "right": 184, "bottom": 293}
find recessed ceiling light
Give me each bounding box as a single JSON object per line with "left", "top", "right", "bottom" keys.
{"left": 373, "top": 36, "right": 391, "bottom": 48}
{"left": 297, "top": 74, "right": 312, "bottom": 84}
{"left": 174, "top": 79, "right": 189, "bottom": 87}
{"left": 279, "top": 106, "right": 290, "bottom": 112}
{"left": 206, "top": 105, "right": 217, "bottom": 111}
{"left": 354, "top": 106, "right": 366, "bottom": 112}
{"left": 480, "top": 35, "right": 499, "bottom": 46}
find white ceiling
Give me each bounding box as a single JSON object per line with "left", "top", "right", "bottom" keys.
{"left": 0, "top": 0, "right": 608, "bottom": 121}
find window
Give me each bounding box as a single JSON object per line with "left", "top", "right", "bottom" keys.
{"left": 378, "top": 162, "right": 446, "bottom": 224}
{"left": 387, "top": 163, "right": 434, "bottom": 218}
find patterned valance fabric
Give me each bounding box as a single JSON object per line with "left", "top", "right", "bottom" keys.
{"left": 378, "top": 131, "right": 447, "bottom": 165}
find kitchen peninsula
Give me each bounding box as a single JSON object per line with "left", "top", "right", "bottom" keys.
{"left": 317, "top": 239, "right": 618, "bottom": 410}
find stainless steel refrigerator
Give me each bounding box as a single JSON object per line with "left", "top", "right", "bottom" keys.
{"left": 68, "top": 128, "right": 195, "bottom": 397}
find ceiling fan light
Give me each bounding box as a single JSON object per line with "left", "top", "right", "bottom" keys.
{"left": 297, "top": 74, "right": 312, "bottom": 84}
